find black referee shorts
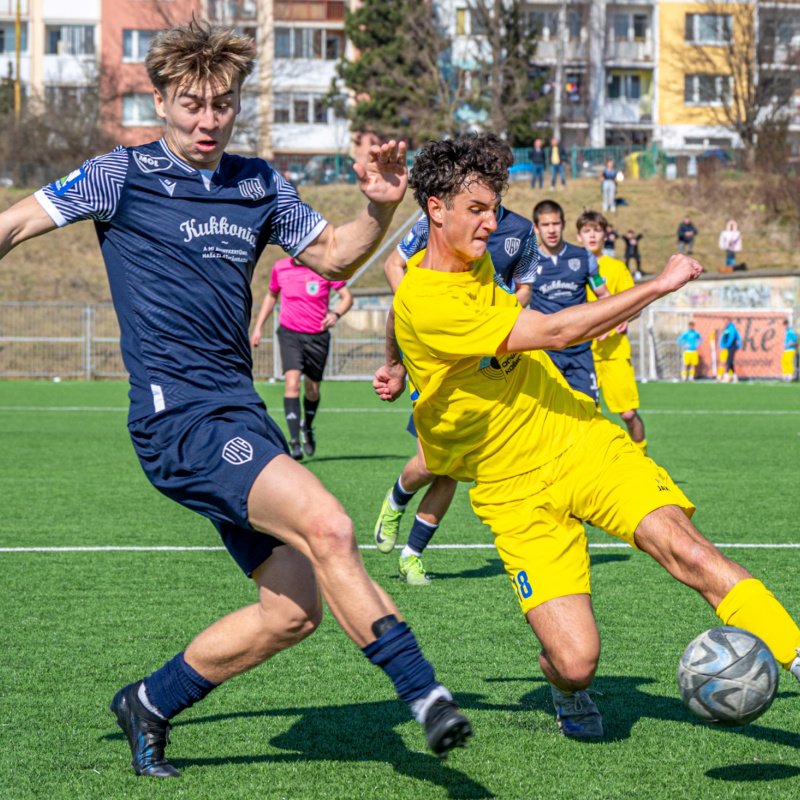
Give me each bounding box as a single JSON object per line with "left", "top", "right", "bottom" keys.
{"left": 277, "top": 325, "right": 331, "bottom": 382}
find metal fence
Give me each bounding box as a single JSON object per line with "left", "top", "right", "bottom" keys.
{"left": 0, "top": 301, "right": 393, "bottom": 381}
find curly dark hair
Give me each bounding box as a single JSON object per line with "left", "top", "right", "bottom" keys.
{"left": 409, "top": 133, "right": 512, "bottom": 213}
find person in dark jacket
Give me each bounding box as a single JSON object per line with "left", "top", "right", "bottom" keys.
{"left": 677, "top": 215, "right": 698, "bottom": 255}
{"left": 530, "top": 138, "right": 545, "bottom": 189}
{"left": 623, "top": 230, "right": 643, "bottom": 279}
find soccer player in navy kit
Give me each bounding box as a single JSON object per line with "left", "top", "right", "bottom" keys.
{"left": 375, "top": 184, "right": 540, "bottom": 585}
{"left": 530, "top": 200, "right": 610, "bottom": 403}
{"left": 0, "top": 21, "right": 470, "bottom": 777}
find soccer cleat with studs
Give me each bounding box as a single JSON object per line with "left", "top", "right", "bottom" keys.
{"left": 398, "top": 554, "right": 432, "bottom": 586}
{"left": 790, "top": 648, "right": 800, "bottom": 687}
{"left": 551, "top": 685, "right": 604, "bottom": 738}
{"left": 109, "top": 681, "right": 181, "bottom": 778}
{"left": 289, "top": 439, "right": 303, "bottom": 461}
{"left": 424, "top": 697, "right": 472, "bottom": 758}
{"left": 374, "top": 489, "right": 404, "bottom": 554}
{"left": 300, "top": 422, "right": 316, "bottom": 457}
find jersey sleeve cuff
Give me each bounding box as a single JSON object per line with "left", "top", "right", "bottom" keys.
{"left": 288, "top": 218, "right": 329, "bottom": 258}
{"left": 34, "top": 189, "right": 67, "bottom": 227}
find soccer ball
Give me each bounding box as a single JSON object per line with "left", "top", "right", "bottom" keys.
{"left": 677, "top": 626, "right": 779, "bottom": 727}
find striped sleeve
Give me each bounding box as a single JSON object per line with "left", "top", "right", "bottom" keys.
{"left": 511, "top": 225, "right": 539, "bottom": 285}
{"left": 268, "top": 170, "right": 328, "bottom": 256}
{"left": 396, "top": 214, "right": 429, "bottom": 260}
{"left": 34, "top": 147, "right": 128, "bottom": 227}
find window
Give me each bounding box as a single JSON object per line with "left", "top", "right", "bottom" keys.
{"left": 456, "top": 8, "right": 466, "bottom": 36}
{"left": 633, "top": 14, "right": 647, "bottom": 41}
{"left": 0, "top": 24, "right": 27, "bottom": 54}
{"left": 685, "top": 14, "right": 733, "bottom": 45}
{"left": 528, "top": 11, "right": 558, "bottom": 39}
{"left": 273, "top": 92, "right": 331, "bottom": 124}
{"left": 568, "top": 11, "right": 581, "bottom": 40}
{"left": 275, "top": 26, "right": 340, "bottom": 58}
{"left": 122, "top": 93, "right": 161, "bottom": 126}
{"left": 613, "top": 14, "right": 628, "bottom": 41}
{"left": 607, "top": 71, "right": 645, "bottom": 101}
{"left": 274, "top": 92, "right": 290, "bottom": 123}
{"left": 471, "top": 9, "right": 488, "bottom": 36}
{"left": 45, "top": 25, "right": 95, "bottom": 55}
{"left": 122, "top": 30, "right": 155, "bottom": 62}
{"left": 684, "top": 74, "right": 732, "bottom": 105}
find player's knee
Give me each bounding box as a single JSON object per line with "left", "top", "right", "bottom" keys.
{"left": 279, "top": 596, "right": 323, "bottom": 646}
{"left": 305, "top": 509, "right": 357, "bottom": 560}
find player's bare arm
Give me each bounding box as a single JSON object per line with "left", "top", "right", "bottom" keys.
{"left": 250, "top": 289, "right": 278, "bottom": 347}
{"left": 295, "top": 141, "right": 408, "bottom": 280}
{"left": 514, "top": 283, "right": 532, "bottom": 307}
{"left": 374, "top": 308, "right": 407, "bottom": 402}
{"left": 321, "top": 285, "right": 353, "bottom": 330}
{"left": 500, "top": 254, "right": 703, "bottom": 355}
{"left": 384, "top": 248, "right": 407, "bottom": 293}
{"left": 0, "top": 195, "right": 58, "bottom": 259}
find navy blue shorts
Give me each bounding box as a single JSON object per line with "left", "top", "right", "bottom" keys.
{"left": 547, "top": 350, "right": 599, "bottom": 404}
{"left": 128, "top": 400, "right": 288, "bottom": 577}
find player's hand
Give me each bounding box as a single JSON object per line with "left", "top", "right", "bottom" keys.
{"left": 373, "top": 362, "right": 406, "bottom": 402}
{"left": 615, "top": 321, "right": 628, "bottom": 335}
{"left": 353, "top": 140, "right": 407, "bottom": 206}
{"left": 321, "top": 312, "right": 338, "bottom": 330}
{"left": 596, "top": 330, "right": 610, "bottom": 342}
{"left": 657, "top": 254, "right": 703, "bottom": 293}
{"left": 250, "top": 330, "right": 261, "bottom": 347}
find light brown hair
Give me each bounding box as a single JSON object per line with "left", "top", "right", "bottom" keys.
{"left": 145, "top": 19, "right": 256, "bottom": 94}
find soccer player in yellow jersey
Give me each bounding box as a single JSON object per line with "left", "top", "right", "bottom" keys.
{"left": 374, "top": 134, "right": 800, "bottom": 739}
{"left": 576, "top": 210, "right": 647, "bottom": 455}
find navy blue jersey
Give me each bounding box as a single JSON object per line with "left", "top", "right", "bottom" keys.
{"left": 36, "top": 139, "right": 326, "bottom": 421}
{"left": 529, "top": 242, "right": 603, "bottom": 400}
{"left": 397, "top": 206, "right": 539, "bottom": 288}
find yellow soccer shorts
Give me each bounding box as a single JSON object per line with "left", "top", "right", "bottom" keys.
{"left": 595, "top": 357, "right": 640, "bottom": 414}
{"left": 782, "top": 350, "right": 796, "bottom": 376}
{"left": 469, "top": 416, "right": 695, "bottom": 616}
{"left": 683, "top": 351, "right": 699, "bottom": 367}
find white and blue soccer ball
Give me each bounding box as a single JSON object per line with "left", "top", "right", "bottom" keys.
{"left": 677, "top": 626, "right": 779, "bottom": 727}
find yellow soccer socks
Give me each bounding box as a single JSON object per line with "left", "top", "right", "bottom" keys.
{"left": 634, "top": 438, "right": 647, "bottom": 457}
{"left": 716, "top": 578, "right": 800, "bottom": 669}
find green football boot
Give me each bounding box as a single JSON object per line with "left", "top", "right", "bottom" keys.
{"left": 398, "top": 554, "right": 432, "bottom": 586}
{"left": 374, "top": 489, "right": 404, "bottom": 554}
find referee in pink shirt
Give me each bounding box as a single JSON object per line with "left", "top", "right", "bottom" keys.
{"left": 251, "top": 256, "right": 352, "bottom": 459}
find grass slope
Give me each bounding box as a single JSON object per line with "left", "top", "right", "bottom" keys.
{"left": 2, "top": 380, "right": 800, "bottom": 799}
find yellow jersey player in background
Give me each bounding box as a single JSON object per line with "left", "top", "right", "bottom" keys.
{"left": 374, "top": 133, "right": 800, "bottom": 741}
{"left": 576, "top": 210, "right": 647, "bottom": 455}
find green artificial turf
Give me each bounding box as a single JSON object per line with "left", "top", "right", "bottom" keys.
{"left": 2, "top": 380, "right": 800, "bottom": 799}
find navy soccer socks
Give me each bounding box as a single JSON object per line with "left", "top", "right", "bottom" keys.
{"left": 140, "top": 652, "right": 217, "bottom": 720}
{"left": 391, "top": 477, "right": 417, "bottom": 510}
{"left": 406, "top": 516, "right": 438, "bottom": 556}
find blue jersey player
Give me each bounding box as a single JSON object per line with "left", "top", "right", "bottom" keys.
{"left": 0, "top": 20, "right": 470, "bottom": 778}
{"left": 376, "top": 192, "right": 540, "bottom": 585}
{"left": 530, "top": 200, "right": 610, "bottom": 403}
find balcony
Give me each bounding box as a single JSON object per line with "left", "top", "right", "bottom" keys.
{"left": 760, "top": 44, "right": 800, "bottom": 67}
{"left": 0, "top": 0, "right": 28, "bottom": 17}
{"left": 605, "top": 39, "right": 653, "bottom": 62}
{"left": 604, "top": 98, "right": 653, "bottom": 124}
{"left": 274, "top": 0, "right": 345, "bottom": 21}
{"left": 534, "top": 39, "right": 587, "bottom": 62}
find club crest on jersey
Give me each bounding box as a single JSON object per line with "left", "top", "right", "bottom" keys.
{"left": 568, "top": 258, "right": 582, "bottom": 272}
{"left": 133, "top": 151, "right": 173, "bottom": 174}
{"left": 238, "top": 177, "right": 266, "bottom": 201}
{"left": 306, "top": 280, "right": 320, "bottom": 296}
{"left": 52, "top": 167, "right": 86, "bottom": 196}
{"left": 504, "top": 237, "right": 520, "bottom": 256}
{"left": 493, "top": 273, "right": 514, "bottom": 295}
{"left": 222, "top": 437, "right": 253, "bottom": 465}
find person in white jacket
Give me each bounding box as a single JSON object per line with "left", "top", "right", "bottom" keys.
{"left": 718, "top": 219, "right": 742, "bottom": 270}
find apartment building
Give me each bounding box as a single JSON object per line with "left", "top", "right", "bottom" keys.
{"left": 0, "top": 0, "right": 99, "bottom": 111}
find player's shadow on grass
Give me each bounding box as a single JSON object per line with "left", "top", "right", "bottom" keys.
{"left": 706, "top": 763, "right": 800, "bottom": 782}
{"left": 105, "top": 699, "right": 493, "bottom": 799}
{"left": 472, "top": 676, "right": 800, "bottom": 753}
{"left": 429, "top": 553, "right": 631, "bottom": 581}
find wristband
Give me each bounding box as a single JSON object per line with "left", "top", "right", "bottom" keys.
{"left": 333, "top": 311, "right": 341, "bottom": 318}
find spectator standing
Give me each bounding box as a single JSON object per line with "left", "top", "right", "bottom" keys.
{"left": 530, "top": 138, "right": 545, "bottom": 189}
{"left": 718, "top": 219, "right": 742, "bottom": 271}
{"left": 601, "top": 159, "right": 618, "bottom": 213}
{"left": 677, "top": 215, "right": 698, "bottom": 255}
{"left": 623, "top": 230, "right": 644, "bottom": 279}
{"left": 602, "top": 224, "right": 618, "bottom": 258}
{"left": 550, "top": 138, "right": 567, "bottom": 188}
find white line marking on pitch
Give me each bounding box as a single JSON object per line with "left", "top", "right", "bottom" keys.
{"left": 0, "top": 407, "right": 799, "bottom": 415}
{"left": 1, "top": 543, "right": 799, "bottom": 553}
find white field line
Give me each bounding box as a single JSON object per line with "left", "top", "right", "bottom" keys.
{"left": 0, "top": 406, "right": 799, "bottom": 416}
{"left": 1, "top": 543, "right": 799, "bottom": 553}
